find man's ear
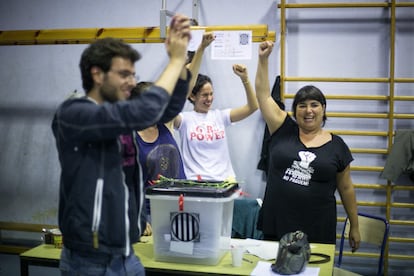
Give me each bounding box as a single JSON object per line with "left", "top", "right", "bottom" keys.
{"left": 91, "top": 66, "right": 103, "bottom": 85}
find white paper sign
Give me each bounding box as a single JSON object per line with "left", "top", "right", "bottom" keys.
{"left": 251, "top": 261, "right": 320, "bottom": 276}
{"left": 170, "top": 240, "right": 194, "bottom": 255}
{"left": 211, "top": 30, "right": 252, "bottom": 60}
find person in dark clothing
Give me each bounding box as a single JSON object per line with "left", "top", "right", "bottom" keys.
{"left": 255, "top": 41, "right": 360, "bottom": 250}
{"left": 51, "top": 14, "right": 192, "bottom": 275}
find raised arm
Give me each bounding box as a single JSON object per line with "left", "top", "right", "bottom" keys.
{"left": 154, "top": 14, "right": 191, "bottom": 94}
{"left": 229, "top": 64, "right": 258, "bottom": 123}
{"left": 186, "top": 32, "right": 215, "bottom": 94}
{"left": 255, "top": 41, "right": 286, "bottom": 134}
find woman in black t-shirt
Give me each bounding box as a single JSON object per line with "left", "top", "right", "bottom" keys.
{"left": 254, "top": 41, "right": 360, "bottom": 251}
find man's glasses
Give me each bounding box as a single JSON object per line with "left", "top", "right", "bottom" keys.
{"left": 109, "top": 69, "right": 139, "bottom": 82}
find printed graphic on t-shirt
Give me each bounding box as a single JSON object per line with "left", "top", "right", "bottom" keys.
{"left": 147, "top": 144, "right": 182, "bottom": 180}
{"left": 282, "top": 151, "right": 316, "bottom": 186}
{"left": 189, "top": 122, "right": 225, "bottom": 141}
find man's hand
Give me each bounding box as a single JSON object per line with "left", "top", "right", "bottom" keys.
{"left": 166, "top": 14, "right": 191, "bottom": 63}
{"left": 142, "top": 222, "right": 152, "bottom": 236}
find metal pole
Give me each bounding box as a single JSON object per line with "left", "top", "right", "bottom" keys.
{"left": 192, "top": 0, "right": 199, "bottom": 23}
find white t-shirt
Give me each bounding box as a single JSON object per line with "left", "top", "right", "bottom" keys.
{"left": 176, "top": 109, "right": 235, "bottom": 181}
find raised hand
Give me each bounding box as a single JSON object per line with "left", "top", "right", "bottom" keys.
{"left": 232, "top": 64, "right": 248, "bottom": 81}
{"left": 155, "top": 14, "right": 192, "bottom": 95}
{"left": 258, "top": 41, "right": 274, "bottom": 59}
{"left": 200, "top": 32, "right": 215, "bottom": 49}
{"left": 166, "top": 14, "right": 191, "bottom": 63}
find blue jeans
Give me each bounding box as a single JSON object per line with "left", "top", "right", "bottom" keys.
{"left": 59, "top": 246, "right": 145, "bottom": 276}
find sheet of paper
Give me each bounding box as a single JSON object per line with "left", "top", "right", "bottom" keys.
{"left": 230, "top": 238, "right": 278, "bottom": 261}
{"left": 245, "top": 239, "right": 278, "bottom": 261}
{"left": 230, "top": 238, "right": 262, "bottom": 248}
{"left": 211, "top": 30, "right": 252, "bottom": 60}
{"left": 188, "top": 29, "right": 205, "bottom": 51}
{"left": 170, "top": 240, "right": 194, "bottom": 255}
{"left": 251, "top": 261, "right": 320, "bottom": 276}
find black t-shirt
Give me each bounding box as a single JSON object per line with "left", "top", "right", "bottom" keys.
{"left": 259, "top": 116, "right": 353, "bottom": 243}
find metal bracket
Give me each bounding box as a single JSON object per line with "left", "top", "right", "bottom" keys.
{"left": 192, "top": 0, "right": 200, "bottom": 24}
{"left": 160, "top": 0, "right": 200, "bottom": 38}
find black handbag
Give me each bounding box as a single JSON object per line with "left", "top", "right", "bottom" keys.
{"left": 271, "top": 230, "right": 331, "bottom": 275}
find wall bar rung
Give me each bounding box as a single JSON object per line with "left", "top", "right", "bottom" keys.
{"left": 329, "top": 130, "right": 388, "bottom": 136}
{"left": 326, "top": 95, "right": 389, "bottom": 101}
{"left": 340, "top": 252, "right": 414, "bottom": 262}
{"left": 389, "top": 237, "right": 414, "bottom": 243}
{"left": 354, "top": 184, "right": 386, "bottom": 190}
{"left": 389, "top": 220, "right": 414, "bottom": 226}
{"left": 327, "top": 112, "right": 389, "bottom": 119}
{"left": 333, "top": 253, "right": 414, "bottom": 265}
{"left": 284, "top": 76, "right": 390, "bottom": 83}
{"left": 394, "top": 114, "right": 414, "bottom": 119}
{"left": 393, "top": 186, "right": 414, "bottom": 191}
{"left": 350, "top": 148, "right": 388, "bottom": 154}
{"left": 284, "top": 94, "right": 389, "bottom": 101}
{"left": 285, "top": 94, "right": 414, "bottom": 102}
{"left": 391, "top": 203, "right": 414, "bottom": 209}
{"left": 351, "top": 166, "right": 383, "bottom": 172}
{"left": 395, "top": 78, "right": 414, "bottom": 83}
{"left": 341, "top": 252, "right": 381, "bottom": 258}
{"left": 0, "top": 24, "right": 274, "bottom": 46}
{"left": 358, "top": 201, "right": 386, "bottom": 207}
{"left": 337, "top": 201, "right": 387, "bottom": 207}
{"left": 388, "top": 254, "right": 414, "bottom": 261}
{"left": 277, "top": 2, "right": 401, "bottom": 9}
{"left": 278, "top": 2, "right": 414, "bottom": 9}
{"left": 396, "top": 3, "right": 414, "bottom": 7}
{"left": 393, "top": 96, "right": 414, "bottom": 101}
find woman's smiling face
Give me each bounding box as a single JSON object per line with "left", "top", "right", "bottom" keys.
{"left": 191, "top": 82, "right": 214, "bottom": 113}
{"left": 295, "top": 99, "right": 325, "bottom": 132}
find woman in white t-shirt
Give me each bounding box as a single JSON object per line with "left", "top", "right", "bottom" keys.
{"left": 173, "top": 65, "right": 258, "bottom": 181}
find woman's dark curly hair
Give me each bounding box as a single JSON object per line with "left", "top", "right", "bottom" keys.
{"left": 129, "top": 81, "right": 153, "bottom": 100}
